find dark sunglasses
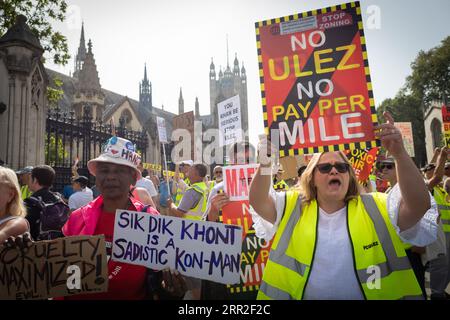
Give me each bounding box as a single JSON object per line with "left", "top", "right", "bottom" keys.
{"left": 214, "top": 171, "right": 223, "bottom": 174}
{"left": 376, "top": 162, "right": 395, "bottom": 171}
{"left": 316, "top": 162, "right": 350, "bottom": 174}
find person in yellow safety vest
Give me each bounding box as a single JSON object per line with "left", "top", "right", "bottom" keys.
{"left": 16, "top": 166, "right": 33, "bottom": 200}
{"left": 273, "top": 165, "right": 289, "bottom": 192}
{"left": 421, "top": 147, "right": 450, "bottom": 300}
{"left": 377, "top": 156, "right": 428, "bottom": 298}
{"left": 172, "top": 160, "right": 192, "bottom": 206}
{"left": 203, "top": 141, "right": 258, "bottom": 300}
{"left": 167, "top": 163, "right": 208, "bottom": 221}
{"left": 208, "top": 166, "right": 223, "bottom": 193}
{"left": 369, "top": 173, "right": 377, "bottom": 192}
{"left": 249, "top": 112, "right": 438, "bottom": 300}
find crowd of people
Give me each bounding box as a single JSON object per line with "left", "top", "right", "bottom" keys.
{"left": 0, "top": 112, "right": 449, "bottom": 300}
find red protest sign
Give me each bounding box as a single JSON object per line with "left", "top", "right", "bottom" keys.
{"left": 221, "top": 200, "right": 272, "bottom": 292}
{"left": 345, "top": 147, "right": 378, "bottom": 182}
{"left": 223, "top": 164, "right": 259, "bottom": 201}
{"left": 255, "top": 2, "right": 379, "bottom": 156}
{"left": 442, "top": 104, "right": 450, "bottom": 147}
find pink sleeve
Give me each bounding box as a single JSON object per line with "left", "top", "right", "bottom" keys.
{"left": 62, "top": 209, "right": 84, "bottom": 236}
{"left": 146, "top": 206, "right": 160, "bottom": 216}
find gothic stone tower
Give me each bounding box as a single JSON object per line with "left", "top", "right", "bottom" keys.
{"left": 72, "top": 35, "right": 105, "bottom": 120}
{"left": 209, "top": 54, "right": 248, "bottom": 137}
{"left": 139, "top": 63, "right": 152, "bottom": 112}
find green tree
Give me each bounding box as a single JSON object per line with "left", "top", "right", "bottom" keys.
{"left": 407, "top": 36, "right": 450, "bottom": 107}
{"left": 47, "top": 76, "right": 64, "bottom": 108}
{"left": 45, "top": 133, "right": 68, "bottom": 166}
{"left": 0, "top": 0, "right": 70, "bottom": 66}
{"left": 377, "top": 89, "right": 426, "bottom": 166}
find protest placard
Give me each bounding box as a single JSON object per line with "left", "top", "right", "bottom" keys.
{"left": 218, "top": 95, "right": 243, "bottom": 147}
{"left": 221, "top": 200, "right": 272, "bottom": 294}
{"left": 279, "top": 156, "right": 298, "bottom": 179}
{"left": 157, "top": 116, "right": 168, "bottom": 144}
{"left": 112, "top": 211, "right": 242, "bottom": 284}
{"left": 345, "top": 147, "right": 378, "bottom": 182}
{"left": 223, "top": 164, "right": 259, "bottom": 201}
{"left": 255, "top": 1, "right": 379, "bottom": 156}
{"left": 395, "top": 122, "right": 415, "bottom": 157}
{"left": 442, "top": 104, "right": 450, "bottom": 148}
{"left": 0, "top": 235, "right": 108, "bottom": 300}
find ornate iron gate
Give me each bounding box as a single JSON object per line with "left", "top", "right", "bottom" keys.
{"left": 45, "top": 105, "right": 148, "bottom": 192}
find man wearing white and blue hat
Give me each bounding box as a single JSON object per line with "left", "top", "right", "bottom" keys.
{"left": 61, "top": 136, "right": 186, "bottom": 300}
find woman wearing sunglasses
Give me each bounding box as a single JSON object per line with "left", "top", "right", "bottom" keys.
{"left": 249, "top": 112, "right": 438, "bottom": 300}
{"left": 376, "top": 158, "right": 396, "bottom": 194}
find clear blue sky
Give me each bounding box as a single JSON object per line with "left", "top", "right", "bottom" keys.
{"left": 47, "top": 0, "right": 450, "bottom": 146}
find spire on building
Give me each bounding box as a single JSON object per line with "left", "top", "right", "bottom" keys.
{"left": 87, "top": 38, "right": 92, "bottom": 54}
{"left": 241, "top": 62, "right": 246, "bottom": 81}
{"left": 219, "top": 66, "right": 223, "bottom": 79}
{"left": 233, "top": 53, "right": 240, "bottom": 76}
{"left": 224, "top": 36, "right": 232, "bottom": 76}
{"left": 178, "top": 87, "right": 184, "bottom": 115}
{"left": 210, "top": 57, "right": 216, "bottom": 80}
{"left": 195, "top": 97, "right": 200, "bottom": 118}
{"left": 73, "top": 36, "right": 106, "bottom": 120}
{"left": 139, "top": 63, "right": 152, "bottom": 111}
{"left": 226, "top": 34, "right": 229, "bottom": 69}
{"left": 144, "top": 63, "right": 148, "bottom": 82}
{"left": 73, "top": 22, "right": 87, "bottom": 78}
{"left": 77, "top": 39, "right": 101, "bottom": 91}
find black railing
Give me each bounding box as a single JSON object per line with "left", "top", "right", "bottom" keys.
{"left": 46, "top": 104, "right": 148, "bottom": 192}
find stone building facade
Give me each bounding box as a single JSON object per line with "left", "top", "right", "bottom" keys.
{"left": 0, "top": 16, "right": 48, "bottom": 169}
{"left": 423, "top": 100, "right": 446, "bottom": 162}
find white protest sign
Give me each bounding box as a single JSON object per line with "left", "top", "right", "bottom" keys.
{"left": 395, "top": 122, "right": 415, "bottom": 157}
{"left": 218, "top": 95, "right": 243, "bottom": 147}
{"left": 157, "top": 116, "right": 168, "bottom": 144}
{"left": 223, "top": 164, "right": 259, "bottom": 201}
{"left": 112, "top": 211, "right": 242, "bottom": 284}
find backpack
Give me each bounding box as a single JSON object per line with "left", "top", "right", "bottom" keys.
{"left": 28, "top": 194, "right": 70, "bottom": 240}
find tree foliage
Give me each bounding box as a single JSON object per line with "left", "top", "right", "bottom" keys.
{"left": 47, "top": 76, "right": 64, "bottom": 108}
{"left": 377, "top": 90, "right": 426, "bottom": 166}
{"left": 0, "top": 0, "right": 70, "bottom": 66}
{"left": 45, "top": 133, "right": 68, "bottom": 166}
{"left": 407, "top": 36, "right": 450, "bottom": 107}
{"left": 377, "top": 36, "right": 450, "bottom": 165}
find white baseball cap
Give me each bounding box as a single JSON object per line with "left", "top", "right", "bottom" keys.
{"left": 87, "top": 136, "right": 141, "bottom": 179}
{"left": 180, "top": 160, "right": 193, "bottom": 166}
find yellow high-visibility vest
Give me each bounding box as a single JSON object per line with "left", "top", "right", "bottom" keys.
{"left": 258, "top": 190, "right": 423, "bottom": 300}
{"left": 183, "top": 181, "right": 207, "bottom": 221}
{"left": 274, "top": 180, "right": 289, "bottom": 191}
{"left": 175, "top": 177, "right": 190, "bottom": 206}
{"left": 21, "top": 185, "right": 32, "bottom": 200}
{"left": 433, "top": 186, "right": 450, "bottom": 233}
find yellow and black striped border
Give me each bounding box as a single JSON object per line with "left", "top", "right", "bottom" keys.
{"left": 255, "top": 1, "right": 380, "bottom": 156}
{"left": 227, "top": 284, "right": 260, "bottom": 294}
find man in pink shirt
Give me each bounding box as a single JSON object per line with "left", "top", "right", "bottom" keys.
{"left": 63, "top": 136, "right": 186, "bottom": 300}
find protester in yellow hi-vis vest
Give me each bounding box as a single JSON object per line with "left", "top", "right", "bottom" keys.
{"left": 168, "top": 163, "right": 207, "bottom": 220}
{"left": 16, "top": 166, "right": 33, "bottom": 200}
{"left": 273, "top": 165, "right": 289, "bottom": 192}
{"left": 172, "top": 160, "right": 192, "bottom": 206}
{"left": 421, "top": 147, "right": 450, "bottom": 300}
{"left": 249, "top": 112, "right": 438, "bottom": 300}
{"left": 208, "top": 165, "right": 223, "bottom": 193}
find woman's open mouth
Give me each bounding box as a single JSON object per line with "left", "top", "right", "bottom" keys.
{"left": 328, "top": 179, "right": 341, "bottom": 187}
